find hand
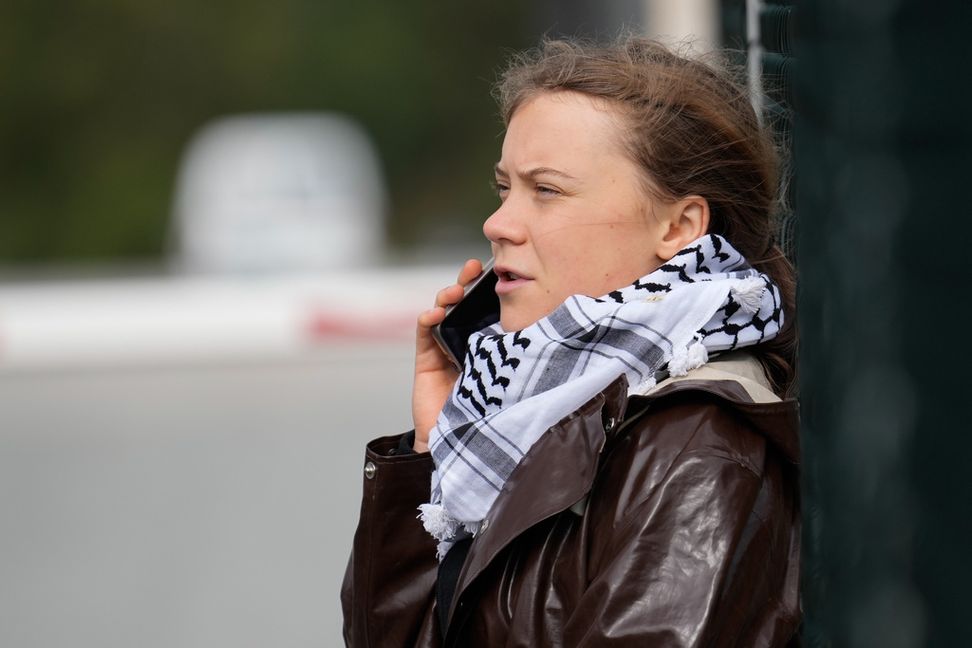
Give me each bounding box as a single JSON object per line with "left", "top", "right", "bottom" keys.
{"left": 412, "top": 259, "right": 484, "bottom": 452}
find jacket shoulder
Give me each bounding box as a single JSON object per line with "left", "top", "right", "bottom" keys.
{"left": 570, "top": 376, "right": 802, "bottom": 647}
{"left": 626, "top": 352, "right": 800, "bottom": 466}
{"left": 586, "top": 355, "right": 800, "bottom": 541}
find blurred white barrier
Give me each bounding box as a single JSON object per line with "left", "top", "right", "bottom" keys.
{"left": 0, "top": 266, "right": 455, "bottom": 371}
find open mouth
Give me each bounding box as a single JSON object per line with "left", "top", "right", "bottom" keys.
{"left": 494, "top": 267, "right": 530, "bottom": 295}
{"left": 494, "top": 265, "right": 529, "bottom": 282}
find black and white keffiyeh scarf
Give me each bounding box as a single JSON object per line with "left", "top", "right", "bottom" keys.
{"left": 419, "top": 234, "right": 783, "bottom": 558}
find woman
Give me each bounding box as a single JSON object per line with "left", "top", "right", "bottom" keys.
{"left": 343, "top": 37, "right": 800, "bottom": 647}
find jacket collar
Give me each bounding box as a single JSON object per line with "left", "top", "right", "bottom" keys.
{"left": 443, "top": 375, "right": 628, "bottom": 635}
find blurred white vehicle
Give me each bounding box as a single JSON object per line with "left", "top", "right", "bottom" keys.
{"left": 171, "top": 113, "right": 387, "bottom": 274}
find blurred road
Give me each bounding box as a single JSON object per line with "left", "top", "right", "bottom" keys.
{"left": 0, "top": 343, "right": 414, "bottom": 647}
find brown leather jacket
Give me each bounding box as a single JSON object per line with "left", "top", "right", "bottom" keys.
{"left": 342, "top": 355, "right": 801, "bottom": 647}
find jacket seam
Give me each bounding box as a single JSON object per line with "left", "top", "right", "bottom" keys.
{"left": 681, "top": 448, "right": 762, "bottom": 478}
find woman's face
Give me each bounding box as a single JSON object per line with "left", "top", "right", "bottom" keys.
{"left": 485, "top": 90, "right": 677, "bottom": 331}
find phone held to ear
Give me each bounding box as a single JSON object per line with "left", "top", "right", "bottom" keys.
{"left": 432, "top": 258, "right": 500, "bottom": 370}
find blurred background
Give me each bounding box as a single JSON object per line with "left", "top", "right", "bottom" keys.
{"left": 1, "top": 0, "right": 969, "bottom": 646}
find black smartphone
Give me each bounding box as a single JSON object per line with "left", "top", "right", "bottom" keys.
{"left": 432, "top": 258, "right": 501, "bottom": 370}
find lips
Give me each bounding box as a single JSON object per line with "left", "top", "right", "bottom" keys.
{"left": 494, "top": 265, "right": 532, "bottom": 295}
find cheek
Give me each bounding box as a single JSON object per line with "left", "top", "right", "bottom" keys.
{"left": 537, "top": 240, "right": 587, "bottom": 289}
{"left": 560, "top": 238, "right": 650, "bottom": 296}
{"left": 550, "top": 254, "right": 618, "bottom": 299}
{"left": 533, "top": 218, "right": 656, "bottom": 297}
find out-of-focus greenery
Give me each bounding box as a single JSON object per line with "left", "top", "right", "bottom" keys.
{"left": 0, "top": 0, "right": 531, "bottom": 263}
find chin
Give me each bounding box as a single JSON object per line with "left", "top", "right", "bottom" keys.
{"left": 499, "top": 306, "right": 544, "bottom": 333}
{"left": 498, "top": 309, "right": 523, "bottom": 333}
{"left": 498, "top": 314, "right": 520, "bottom": 333}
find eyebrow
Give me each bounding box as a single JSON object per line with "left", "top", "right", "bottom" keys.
{"left": 493, "top": 164, "right": 579, "bottom": 182}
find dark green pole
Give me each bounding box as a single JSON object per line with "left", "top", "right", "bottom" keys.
{"left": 796, "top": 1, "right": 972, "bottom": 646}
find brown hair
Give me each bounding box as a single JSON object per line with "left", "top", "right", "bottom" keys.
{"left": 494, "top": 36, "right": 797, "bottom": 397}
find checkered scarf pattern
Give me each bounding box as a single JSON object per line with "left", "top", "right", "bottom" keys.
{"left": 419, "top": 234, "right": 784, "bottom": 558}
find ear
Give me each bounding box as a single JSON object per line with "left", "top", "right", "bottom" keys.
{"left": 655, "top": 196, "right": 710, "bottom": 261}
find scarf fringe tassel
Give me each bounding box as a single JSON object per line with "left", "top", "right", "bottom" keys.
{"left": 731, "top": 276, "right": 767, "bottom": 314}
{"left": 418, "top": 503, "right": 460, "bottom": 541}
{"left": 668, "top": 338, "right": 709, "bottom": 377}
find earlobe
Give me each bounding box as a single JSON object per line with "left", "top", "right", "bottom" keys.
{"left": 657, "top": 196, "right": 710, "bottom": 260}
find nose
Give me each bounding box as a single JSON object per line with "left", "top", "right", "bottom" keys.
{"left": 483, "top": 199, "right": 526, "bottom": 246}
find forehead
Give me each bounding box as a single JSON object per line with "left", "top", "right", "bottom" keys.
{"left": 499, "top": 91, "right": 628, "bottom": 169}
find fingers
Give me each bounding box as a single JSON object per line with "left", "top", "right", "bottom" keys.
{"left": 430, "top": 259, "right": 485, "bottom": 310}
{"left": 416, "top": 306, "right": 446, "bottom": 329}
{"left": 418, "top": 258, "right": 485, "bottom": 332}
{"left": 434, "top": 283, "right": 465, "bottom": 309}
{"left": 456, "top": 258, "right": 484, "bottom": 286}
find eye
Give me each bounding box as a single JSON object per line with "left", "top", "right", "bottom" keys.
{"left": 492, "top": 179, "right": 509, "bottom": 199}
{"left": 536, "top": 185, "right": 560, "bottom": 197}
